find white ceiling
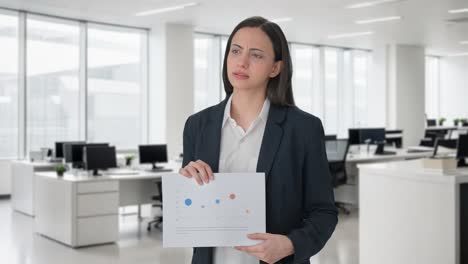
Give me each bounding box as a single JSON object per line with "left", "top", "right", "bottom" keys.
{"left": 1, "top": 0, "right": 468, "bottom": 55}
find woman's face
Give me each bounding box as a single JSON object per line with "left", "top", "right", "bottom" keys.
{"left": 227, "top": 27, "right": 282, "bottom": 93}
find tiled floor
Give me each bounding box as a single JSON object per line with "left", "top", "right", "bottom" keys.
{"left": 0, "top": 198, "right": 358, "bottom": 264}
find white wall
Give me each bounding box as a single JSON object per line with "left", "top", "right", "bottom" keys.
{"left": 0, "top": 160, "right": 12, "bottom": 195}
{"left": 149, "top": 25, "right": 167, "bottom": 145}
{"left": 440, "top": 57, "right": 468, "bottom": 121}
{"left": 387, "top": 44, "right": 426, "bottom": 147}
{"left": 368, "top": 43, "right": 387, "bottom": 127}
{"left": 165, "top": 24, "right": 194, "bottom": 159}
{"left": 148, "top": 23, "right": 194, "bottom": 159}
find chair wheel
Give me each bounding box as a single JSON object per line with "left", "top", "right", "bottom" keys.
{"left": 147, "top": 226, "right": 151, "bottom": 231}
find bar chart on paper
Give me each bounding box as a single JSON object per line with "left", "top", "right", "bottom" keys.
{"left": 162, "top": 173, "right": 265, "bottom": 247}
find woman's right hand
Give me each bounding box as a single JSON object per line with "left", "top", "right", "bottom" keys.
{"left": 179, "top": 160, "right": 214, "bottom": 185}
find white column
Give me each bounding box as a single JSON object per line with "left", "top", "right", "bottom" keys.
{"left": 386, "top": 44, "right": 426, "bottom": 147}
{"left": 148, "top": 24, "right": 194, "bottom": 159}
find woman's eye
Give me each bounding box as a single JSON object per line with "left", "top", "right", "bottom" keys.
{"left": 252, "top": 54, "right": 263, "bottom": 59}
{"left": 231, "top": 49, "right": 240, "bottom": 54}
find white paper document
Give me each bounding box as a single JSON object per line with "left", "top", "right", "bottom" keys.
{"left": 162, "top": 173, "right": 265, "bottom": 248}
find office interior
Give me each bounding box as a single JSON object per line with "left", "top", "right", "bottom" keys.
{"left": 0, "top": 0, "right": 468, "bottom": 263}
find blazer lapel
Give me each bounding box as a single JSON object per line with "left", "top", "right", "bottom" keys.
{"left": 256, "top": 105, "right": 287, "bottom": 183}
{"left": 197, "top": 98, "right": 228, "bottom": 173}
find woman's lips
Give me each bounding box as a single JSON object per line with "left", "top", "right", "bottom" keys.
{"left": 232, "top": 72, "right": 249, "bottom": 80}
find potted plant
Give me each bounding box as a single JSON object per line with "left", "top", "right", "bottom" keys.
{"left": 55, "top": 164, "right": 66, "bottom": 177}
{"left": 124, "top": 155, "right": 135, "bottom": 167}
{"left": 461, "top": 118, "right": 468, "bottom": 127}
{"left": 438, "top": 117, "right": 446, "bottom": 126}
{"left": 454, "top": 118, "right": 460, "bottom": 126}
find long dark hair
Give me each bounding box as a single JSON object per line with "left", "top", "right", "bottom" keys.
{"left": 222, "top": 16, "right": 295, "bottom": 106}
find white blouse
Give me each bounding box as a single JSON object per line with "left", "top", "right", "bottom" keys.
{"left": 213, "top": 95, "right": 270, "bottom": 264}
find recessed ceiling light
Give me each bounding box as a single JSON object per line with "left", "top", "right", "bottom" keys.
{"left": 135, "top": 2, "right": 198, "bottom": 16}
{"left": 346, "top": 0, "right": 405, "bottom": 9}
{"left": 355, "top": 16, "right": 402, "bottom": 24}
{"left": 328, "top": 31, "right": 374, "bottom": 39}
{"left": 447, "top": 52, "right": 468, "bottom": 57}
{"left": 271, "top": 17, "right": 293, "bottom": 23}
{"left": 448, "top": 8, "right": 468, "bottom": 14}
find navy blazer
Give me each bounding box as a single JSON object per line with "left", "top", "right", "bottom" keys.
{"left": 182, "top": 97, "right": 338, "bottom": 264}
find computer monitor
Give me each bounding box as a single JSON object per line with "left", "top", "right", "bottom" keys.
{"left": 139, "top": 144, "right": 168, "bottom": 170}
{"left": 427, "top": 119, "right": 437, "bottom": 127}
{"left": 55, "top": 141, "right": 85, "bottom": 158}
{"left": 457, "top": 134, "right": 468, "bottom": 167}
{"left": 360, "top": 128, "right": 386, "bottom": 144}
{"left": 84, "top": 146, "right": 117, "bottom": 176}
{"left": 348, "top": 129, "right": 361, "bottom": 145}
{"left": 64, "top": 143, "right": 108, "bottom": 168}
{"left": 433, "top": 138, "right": 458, "bottom": 157}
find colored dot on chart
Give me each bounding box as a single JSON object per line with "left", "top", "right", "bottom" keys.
{"left": 184, "top": 198, "right": 192, "bottom": 206}
{"left": 229, "top": 194, "right": 236, "bottom": 200}
{"left": 245, "top": 209, "right": 250, "bottom": 214}
{"left": 215, "top": 199, "right": 220, "bottom": 204}
{"left": 201, "top": 205, "right": 205, "bottom": 208}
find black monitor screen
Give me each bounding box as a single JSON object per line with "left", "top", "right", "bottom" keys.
{"left": 360, "top": 128, "right": 386, "bottom": 144}
{"left": 64, "top": 143, "right": 108, "bottom": 165}
{"left": 84, "top": 146, "right": 117, "bottom": 173}
{"left": 433, "top": 139, "right": 458, "bottom": 156}
{"left": 139, "top": 144, "right": 168, "bottom": 164}
{"left": 427, "top": 119, "right": 437, "bottom": 127}
{"left": 55, "top": 141, "right": 85, "bottom": 158}
{"left": 348, "top": 129, "right": 361, "bottom": 145}
{"left": 457, "top": 134, "right": 468, "bottom": 159}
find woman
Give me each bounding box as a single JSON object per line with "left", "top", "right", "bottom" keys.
{"left": 179, "top": 16, "right": 338, "bottom": 264}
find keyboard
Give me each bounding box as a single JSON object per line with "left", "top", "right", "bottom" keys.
{"left": 146, "top": 168, "right": 172, "bottom": 172}
{"left": 375, "top": 150, "right": 397, "bottom": 156}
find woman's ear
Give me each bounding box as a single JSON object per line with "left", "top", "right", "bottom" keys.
{"left": 269, "top": 60, "right": 283, "bottom": 78}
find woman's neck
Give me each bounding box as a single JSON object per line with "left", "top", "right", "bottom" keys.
{"left": 230, "top": 88, "right": 267, "bottom": 131}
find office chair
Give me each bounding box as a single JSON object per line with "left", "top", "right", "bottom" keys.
{"left": 325, "top": 134, "right": 337, "bottom": 141}
{"left": 147, "top": 181, "right": 163, "bottom": 231}
{"left": 420, "top": 129, "right": 447, "bottom": 147}
{"left": 325, "top": 139, "right": 351, "bottom": 215}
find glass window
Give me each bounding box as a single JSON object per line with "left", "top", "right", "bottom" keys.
{"left": 87, "top": 24, "right": 147, "bottom": 149}
{"left": 0, "top": 12, "right": 18, "bottom": 158}
{"left": 26, "top": 15, "right": 81, "bottom": 152}
{"left": 291, "top": 44, "right": 320, "bottom": 115}
{"left": 194, "top": 34, "right": 222, "bottom": 112}
{"left": 221, "top": 36, "right": 229, "bottom": 100}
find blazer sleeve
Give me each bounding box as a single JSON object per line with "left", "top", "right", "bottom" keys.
{"left": 286, "top": 118, "right": 338, "bottom": 263}
{"left": 182, "top": 115, "right": 195, "bottom": 168}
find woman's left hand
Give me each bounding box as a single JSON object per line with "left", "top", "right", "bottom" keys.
{"left": 234, "top": 233, "right": 295, "bottom": 264}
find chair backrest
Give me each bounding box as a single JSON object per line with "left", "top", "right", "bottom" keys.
{"left": 325, "top": 134, "right": 337, "bottom": 141}
{"left": 325, "top": 139, "right": 349, "bottom": 163}
{"left": 325, "top": 139, "right": 349, "bottom": 187}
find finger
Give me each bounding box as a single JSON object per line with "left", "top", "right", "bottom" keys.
{"left": 235, "top": 243, "right": 266, "bottom": 254}
{"left": 179, "top": 168, "right": 191, "bottom": 178}
{"left": 190, "top": 161, "right": 210, "bottom": 184}
{"left": 186, "top": 165, "right": 203, "bottom": 185}
{"left": 196, "top": 160, "right": 214, "bottom": 180}
{"left": 247, "top": 233, "right": 271, "bottom": 240}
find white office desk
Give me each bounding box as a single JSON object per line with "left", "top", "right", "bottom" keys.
{"left": 359, "top": 160, "right": 468, "bottom": 264}
{"left": 11, "top": 160, "right": 58, "bottom": 216}
{"left": 346, "top": 148, "right": 435, "bottom": 163}
{"left": 34, "top": 165, "right": 179, "bottom": 248}
{"left": 335, "top": 147, "right": 455, "bottom": 207}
